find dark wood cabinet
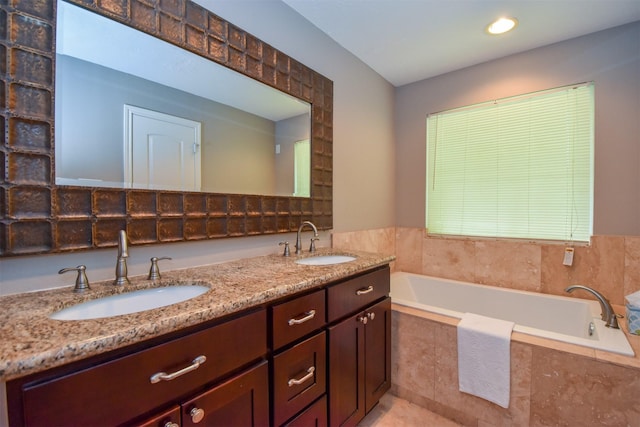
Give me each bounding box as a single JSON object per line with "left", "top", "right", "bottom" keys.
{"left": 327, "top": 267, "right": 391, "bottom": 427}
{"left": 8, "top": 309, "right": 268, "bottom": 427}
{"left": 272, "top": 332, "right": 326, "bottom": 426}
{"left": 7, "top": 265, "right": 391, "bottom": 427}
{"left": 270, "top": 288, "right": 327, "bottom": 426}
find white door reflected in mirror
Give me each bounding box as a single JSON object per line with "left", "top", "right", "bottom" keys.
{"left": 125, "top": 105, "right": 202, "bottom": 191}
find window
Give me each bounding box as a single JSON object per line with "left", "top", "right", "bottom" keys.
{"left": 426, "top": 83, "right": 594, "bottom": 242}
{"left": 293, "top": 139, "right": 310, "bottom": 197}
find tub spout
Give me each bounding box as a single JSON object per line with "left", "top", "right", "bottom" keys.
{"left": 565, "top": 285, "right": 619, "bottom": 329}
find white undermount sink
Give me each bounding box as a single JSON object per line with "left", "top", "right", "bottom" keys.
{"left": 295, "top": 255, "right": 357, "bottom": 266}
{"left": 50, "top": 285, "right": 209, "bottom": 321}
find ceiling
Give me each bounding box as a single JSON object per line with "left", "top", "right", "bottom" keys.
{"left": 281, "top": 0, "right": 640, "bottom": 87}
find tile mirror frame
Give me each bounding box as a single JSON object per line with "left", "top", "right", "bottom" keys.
{"left": 0, "top": 0, "right": 333, "bottom": 256}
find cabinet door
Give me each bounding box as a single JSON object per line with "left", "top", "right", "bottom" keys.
{"left": 328, "top": 312, "right": 365, "bottom": 427}
{"left": 364, "top": 297, "right": 391, "bottom": 413}
{"left": 181, "top": 361, "right": 269, "bottom": 427}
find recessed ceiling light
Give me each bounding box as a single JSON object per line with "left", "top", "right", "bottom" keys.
{"left": 486, "top": 17, "right": 518, "bottom": 35}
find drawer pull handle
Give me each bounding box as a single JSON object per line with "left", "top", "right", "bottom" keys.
{"left": 356, "top": 285, "right": 374, "bottom": 296}
{"left": 288, "top": 366, "right": 316, "bottom": 387}
{"left": 288, "top": 309, "right": 316, "bottom": 326}
{"left": 150, "top": 355, "right": 207, "bottom": 384}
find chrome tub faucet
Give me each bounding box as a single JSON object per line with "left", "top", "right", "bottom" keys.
{"left": 114, "top": 230, "right": 130, "bottom": 286}
{"left": 565, "top": 284, "right": 619, "bottom": 329}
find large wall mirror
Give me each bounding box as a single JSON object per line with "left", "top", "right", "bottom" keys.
{"left": 0, "top": 0, "right": 333, "bottom": 256}
{"left": 56, "top": 1, "right": 312, "bottom": 197}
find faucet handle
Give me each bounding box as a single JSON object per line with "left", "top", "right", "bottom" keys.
{"left": 279, "top": 241, "right": 291, "bottom": 257}
{"left": 309, "top": 237, "right": 319, "bottom": 253}
{"left": 148, "top": 257, "right": 172, "bottom": 280}
{"left": 59, "top": 265, "right": 91, "bottom": 293}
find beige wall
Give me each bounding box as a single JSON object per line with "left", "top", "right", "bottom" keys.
{"left": 395, "top": 21, "right": 640, "bottom": 236}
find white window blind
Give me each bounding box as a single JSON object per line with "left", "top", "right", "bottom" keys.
{"left": 293, "top": 139, "right": 310, "bottom": 197}
{"left": 426, "top": 83, "right": 594, "bottom": 242}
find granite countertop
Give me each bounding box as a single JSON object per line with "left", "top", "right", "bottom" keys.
{"left": 0, "top": 249, "right": 394, "bottom": 381}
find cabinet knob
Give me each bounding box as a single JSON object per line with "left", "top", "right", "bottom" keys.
{"left": 367, "top": 312, "right": 376, "bottom": 321}
{"left": 164, "top": 422, "right": 179, "bottom": 427}
{"left": 190, "top": 407, "right": 205, "bottom": 424}
{"left": 358, "top": 315, "right": 368, "bottom": 324}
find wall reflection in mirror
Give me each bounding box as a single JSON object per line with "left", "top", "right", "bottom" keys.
{"left": 55, "top": 1, "right": 311, "bottom": 197}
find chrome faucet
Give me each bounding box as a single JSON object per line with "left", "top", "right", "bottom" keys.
{"left": 295, "top": 221, "right": 318, "bottom": 255}
{"left": 114, "top": 230, "right": 130, "bottom": 286}
{"left": 565, "top": 285, "right": 619, "bottom": 329}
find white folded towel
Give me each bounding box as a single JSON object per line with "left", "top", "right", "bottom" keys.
{"left": 457, "top": 312, "right": 515, "bottom": 408}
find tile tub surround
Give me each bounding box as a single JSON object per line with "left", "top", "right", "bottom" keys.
{"left": 0, "top": 249, "right": 394, "bottom": 381}
{"left": 391, "top": 305, "right": 640, "bottom": 426}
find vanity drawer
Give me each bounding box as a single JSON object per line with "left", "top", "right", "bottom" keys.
{"left": 327, "top": 266, "right": 390, "bottom": 322}
{"left": 273, "top": 331, "right": 326, "bottom": 426}
{"left": 19, "top": 309, "right": 267, "bottom": 427}
{"left": 272, "top": 289, "right": 326, "bottom": 349}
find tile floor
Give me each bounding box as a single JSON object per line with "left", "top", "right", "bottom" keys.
{"left": 358, "top": 393, "right": 462, "bottom": 427}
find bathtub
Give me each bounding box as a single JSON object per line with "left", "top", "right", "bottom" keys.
{"left": 390, "top": 272, "right": 634, "bottom": 356}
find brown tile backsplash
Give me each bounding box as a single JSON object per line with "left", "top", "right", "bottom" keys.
{"left": 184, "top": 193, "right": 207, "bottom": 216}
{"left": 184, "top": 217, "right": 206, "bottom": 240}
{"left": 7, "top": 152, "right": 51, "bottom": 185}
{"left": 93, "top": 219, "right": 127, "bottom": 247}
{"left": 158, "top": 218, "right": 183, "bottom": 242}
{"left": 10, "top": 13, "right": 53, "bottom": 52}
{"left": 0, "top": 0, "right": 333, "bottom": 256}
{"left": 9, "top": 83, "right": 51, "bottom": 119}
{"left": 8, "top": 186, "right": 50, "bottom": 218}
{"left": 8, "top": 220, "right": 53, "bottom": 253}
{"left": 56, "top": 219, "right": 93, "bottom": 249}
{"left": 128, "top": 192, "right": 157, "bottom": 217}
{"left": 8, "top": 117, "right": 51, "bottom": 152}
{"left": 158, "top": 193, "right": 183, "bottom": 216}
{"left": 11, "top": 48, "right": 52, "bottom": 86}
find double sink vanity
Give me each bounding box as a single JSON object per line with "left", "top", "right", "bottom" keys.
{"left": 0, "top": 249, "right": 394, "bottom": 427}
